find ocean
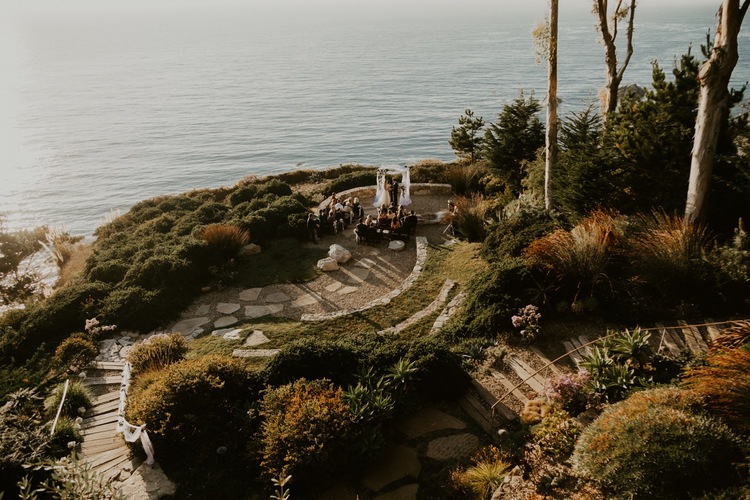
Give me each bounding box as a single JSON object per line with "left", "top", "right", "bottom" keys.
{"left": 2, "top": 2, "right": 749, "bottom": 237}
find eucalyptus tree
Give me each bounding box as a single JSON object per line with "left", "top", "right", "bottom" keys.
{"left": 686, "top": 0, "right": 750, "bottom": 224}
{"left": 594, "top": 0, "right": 636, "bottom": 119}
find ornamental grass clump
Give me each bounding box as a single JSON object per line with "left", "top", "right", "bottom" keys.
{"left": 450, "top": 446, "right": 511, "bottom": 499}
{"left": 200, "top": 223, "right": 250, "bottom": 260}
{"left": 44, "top": 381, "right": 92, "bottom": 420}
{"left": 453, "top": 194, "right": 490, "bottom": 243}
{"left": 682, "top": 346, "right": 750, "bottom": 435}
{"left": 572, "top": 387, "right": 744, "bottom": 499}
{"left": 127, "top": 333, "right": 188, "bottom": 376}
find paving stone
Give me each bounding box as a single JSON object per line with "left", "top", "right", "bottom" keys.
{"left": 361, "top": 443, "right": 420, "bottom": 493}
{"left": 214, "top": 316, "right": 238, "bottom": 328}
{"left": 291, "top": 294, "right": 319, "bottom": 308}
{"left": 245, "top": 304, "right": 284, "bottom": 319}
{"left": 243, "top": 330, "right": 270, "bottom": 347}
{"left": 216, "top": 302, "right": 241, "bottom": 314}
{"left": 396, "top": 407, "right": 467, "bottom": 439}
{"left": 119, "top": 346, "right": 133, "bottom": 360}
{"left": 425, "top": 433, "right": 481, "bottom": 461}
{"left": 265, "top": 292, "right": 291, "bottom": 303}
{"left": 212, "top": 328, "right": 243, "bottom": 340}
{"left": 171, "top": 317, "right": 209, "bottom": 335}
{"left": 348, "top": 267, "right": 370, "bottom": 283}
{"left": 239, "top": 288, "right": 262, "bottom": 301}
{"left": 117, "top": 337, "right": 133, "bottom": 347}
{"left": 232, "top": 349, "right": 280, "bottom": 357}
{"left": 117, "top": 462, "right": 176, "bottom": 500}
{"left": 338, "top": 286, "right": 358, "bottom": 295}
{"left": 373, "top": 484, "right": 419, "bottom": 500}
{"left": 325, "top": 282, "right": 343, "bottom": 292}
{"left": 195, "top": 304, "right": 210, "bottom": 315}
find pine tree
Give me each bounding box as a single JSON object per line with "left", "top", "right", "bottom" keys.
{"left": 449, "top": 109, "right": 485, "bottom": 163}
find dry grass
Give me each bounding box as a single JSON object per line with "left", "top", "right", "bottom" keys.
{"left": 201, "top": 223, "right": 250, "bottom": 260}
{"left": 56, "top": 242, "right": 93, "bottom": 288}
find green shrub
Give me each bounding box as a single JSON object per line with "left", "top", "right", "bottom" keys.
{"left": 410, "top": 159, "right": 448, "bottom": 183}
{"left": 18, "top": 281, "right": 111, "bottom": 360}
{"left": 200, "top": 223, "right": 250, "bottom": 260}
{"left": 256, "top": 179, "right": 293, "bottom": 198}
{"left": 44, "top": 381, "right": 93, "bottom": 419}
{"left": 458, "top": 257, "right": 533, "bottom": 339}
{"left": 263, "top": 338, "right": 360, "bottom": 387}
{"left": 127, "top": 333, "right": 188, "bottom": 376}
{"left": 49, "top": 416, "right": 83, "bottom": 455}
{"left": 54, "top": 333, "right": 98, "bottom": 369}
{"left": 97, "top": 286, "right": 168, "bottom": 332}
{"left": 86, "top": 261, "right": 129, "bottom": 284}
{"left": 259, "top": 378, "right": 356, "bottom": 488}
{"left": 482, "top": 201, "right": 559, "bottom": 259}
{"left": 572, "top": 387, "right": 744, "bottom": 499}
{"left": 531, "top": 409, "right": 582, "bottom": 460}
{"left": 122, "top": 253, "right": 195, "bottom": 290}
{"left": 19, "top": 455, "right": 125, "bottom": 500}
{"left": 127, "top": 355, "right": 260, "bottom": 452}
{"left": 228, "top": 184, "right": 259, "bottom": 206}
{"left": 319, "top": 170, "right": 377, "bottom": 196}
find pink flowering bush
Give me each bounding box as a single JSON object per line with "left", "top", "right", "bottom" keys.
{"left": 545, "top": 369, "right": 594, "bottom": 415}
{"left": 511, "top": 304, "right": 542, "bottom": 342}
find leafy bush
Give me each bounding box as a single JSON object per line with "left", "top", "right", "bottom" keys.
{"left": 54, "top": 333, "right": 98, "bottom": 369}
{"left": 263, "top": 338, "right": 361, "bottom": 387}
{"left": 97, "top": 286, "right": 170, "bottom": 332}
{"left": 200, "top": 223, "right": 250, "bottom": 260}
{"left": 259, "top": 379, "right": 356, "bottom": 488}
{"left": 572, "top": 387, "right": 744, "bottom": 499}
{"left": 127, "top": 333, "right": 188, "bottom": 376}
{"left": 409, "top": 159, "right": 448, "bottom": 183}
{"left": 127, "top": 355, "right": 260, "bottom": 452}
{"left": 228, "top": 184, "right": 259, "bottom": 206}
{"left": 44, "top": 381, "right": 93, "bottom": 419}
{"left": 482, "top": 200, "right": 558, "bottom": 259}
{"left": 49, "top": 416, "right": 83, "bottom": 455}
{"left": 256, "top": 179, "right": 293, "bottom": 198}
{"left": 19, "top": 455, "right": 125, "bottom": 500}
{"left": 682, "top": 347, "right": 750, "bottom": 435}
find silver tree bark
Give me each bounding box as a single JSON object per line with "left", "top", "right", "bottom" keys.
{"left": 594, "top": 0, "right": 636, "bottom": 118}
{"left": 685, "top": 0, "right": 749, "bottom": 224}
{"left": 545, "top": 0, "right": 559, "bottom": 212}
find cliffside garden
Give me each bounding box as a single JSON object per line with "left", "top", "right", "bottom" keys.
{"left": 1, "top": 41, "right": 750, "bottom": 500}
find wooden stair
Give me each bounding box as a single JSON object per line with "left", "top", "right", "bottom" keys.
{"left": 79, "top": 361, "right": 142, "bottom": 480}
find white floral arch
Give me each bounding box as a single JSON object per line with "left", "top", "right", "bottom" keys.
{"left": 373, "top": 165, "right": 412, "bottom": 207}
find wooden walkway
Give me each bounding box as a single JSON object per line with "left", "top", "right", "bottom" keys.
{"left": 80, "top": 361, "right": 143, "bottom": 481}
{"left": 460, "top": 319, "right": 737, "bottom": 433}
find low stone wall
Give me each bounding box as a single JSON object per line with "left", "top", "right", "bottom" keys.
{"left": 317, "top": 183, "right": 453, "bottom": 212}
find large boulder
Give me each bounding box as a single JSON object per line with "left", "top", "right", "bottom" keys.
{"left": 238, "top": 243, "right": 261, "bottom": 257}
{"left": 317, "top": 257, "right": 340, "bottom": 271}
{"left": 328, "top": 244, "right": 352, "bottom": 263}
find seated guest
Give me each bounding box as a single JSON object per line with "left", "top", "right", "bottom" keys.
{"left": 354, "top": 218, "right": 368, "bottom": 243}
{"left": 397, "top": 205, "right": 407, "bottom": 224}
{"left": 378, "top": 207, "right": 390, "bottom": 227}
{"left": 343, "top": 199, "right": 354, "bottom": 224}
{"left": 365, "top": 214, "right": 374, "bottom": 227}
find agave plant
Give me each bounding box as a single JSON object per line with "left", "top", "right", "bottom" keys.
{"left": 387, "top": 358, "right": 419, "bottom": 390}
{"left": 579, "top": 346, "right": 614, "bottom": 380}
{"left": 610, "top": 328, "right": 653, "bottom": 369}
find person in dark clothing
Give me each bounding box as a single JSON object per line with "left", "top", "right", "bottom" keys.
{"left": 390, "top": 178, "right": 400, "bottom": 206}
{"left": 307, "top": 213, "right": 320, "bottom": 243}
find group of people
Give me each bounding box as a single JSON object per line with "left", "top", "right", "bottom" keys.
{"left": 354, "top": 203, "right": 417, "bottom": 244}
{"left": 307, "top": 194, "right": 365, "bottom": 243}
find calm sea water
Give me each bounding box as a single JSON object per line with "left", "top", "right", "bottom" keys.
{"left": 2, "top": 3, "right": 749, "bottom": 236}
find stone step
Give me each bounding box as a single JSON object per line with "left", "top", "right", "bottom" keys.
{"left": 489, "top": 369, "right": 529, "bottom": 405}
{"left": 506, "top": 357, "right": 545, "bottom": 395}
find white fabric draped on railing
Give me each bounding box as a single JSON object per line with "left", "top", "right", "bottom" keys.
{"left": 116, "top": 362, "right": 155, "bottom": 465}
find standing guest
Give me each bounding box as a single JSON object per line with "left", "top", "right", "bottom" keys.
{"left": 307, "top": 213, "right": 320, "bottom": 243}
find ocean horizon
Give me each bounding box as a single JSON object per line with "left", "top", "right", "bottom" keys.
{"left": 2, "top": 2, "right": 749, "bottom": 237}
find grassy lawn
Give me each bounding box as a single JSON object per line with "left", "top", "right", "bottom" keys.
{"left": 233, "top": 237, "right": 328, "bottom": 286}
{"left": 188, "top": 240, "right": 487, "bottom": 359}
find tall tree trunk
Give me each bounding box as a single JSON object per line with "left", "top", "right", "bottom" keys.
{"left": 545, "top": 0, "right": 558, "bottom": 212}
{"left": 595, "top": 0, "right": 636, "bottom": 119}
{"left": 685, "top": 0, "right": 749, "bottom": 224}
